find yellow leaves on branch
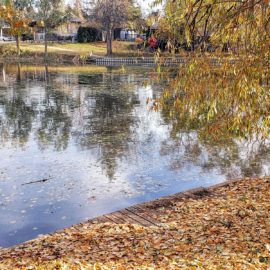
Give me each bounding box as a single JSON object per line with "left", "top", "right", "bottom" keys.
{"left": 158, "top": 0, "right": 270, "bottom": 55}
{"left": 0, "top": 3, "right": 29, "bottom": 36}
{"left": 159, "top": 55, "right": 270, "bottom": 143}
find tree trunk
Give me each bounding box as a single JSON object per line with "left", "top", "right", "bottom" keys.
{"left": 44, "top": 27, "right": 48, "bottom": 61}
{"left": 106, "top": 29, "right": 113, "bottom": 56}
{"left": 15, "top": 35, "right": 20, "bottom": 57}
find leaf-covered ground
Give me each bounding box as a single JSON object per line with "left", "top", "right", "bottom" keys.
{"left": 0, "top": 178, "right": 269, "bottom": 269}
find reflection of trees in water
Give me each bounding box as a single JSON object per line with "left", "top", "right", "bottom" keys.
{"left": 0, "top": 85, "right": 73, "bottom": 151}
{"left": 78, "top": 91, "right": 137, "bottom": 180}
{"left": 3, "top": 63, "right": 270, "bottom": 180}
{"left": 0, "top": 66, "right": 138, "bottom": 179}
{"left": 0, "top": 96, "right": 35, "bottom": 146}
{"left": 0, "top": 63, "right": 5, "bottom": 84}
{"left": 78, "top": 74, "right": 105, "bottom": 86}
{"left": 0, "top": 63, "right": 48, "bottom": 84}
{"left": 0, "top": 65, "right": 74, "bottom": 150}
{"left": 73, "top": 73, "right": 139, "bottom": 180}
{"left": 36, "top": 87, "right": 73, "bottom": 151}
{"left": 159, "top": 131, "right": 270, "bottom": 179}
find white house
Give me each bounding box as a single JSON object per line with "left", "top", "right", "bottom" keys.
{"left": 0, "top": 21, "right": 10, "bottom": 39}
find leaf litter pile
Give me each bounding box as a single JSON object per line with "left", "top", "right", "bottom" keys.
{"left": 0, "top": 178, "right": 269, "bottom": 269}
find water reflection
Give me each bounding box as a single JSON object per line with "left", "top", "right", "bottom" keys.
{"left": 0, "top": 63, "right": 270, "bottom": 248}
{"left": 160, "top": 133, "right": 270, "bottom": 179}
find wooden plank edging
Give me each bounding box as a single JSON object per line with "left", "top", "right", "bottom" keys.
{"left": 85, "top": 176, "right": 268, "bottom": 228}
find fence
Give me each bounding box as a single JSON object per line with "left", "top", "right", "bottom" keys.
{"left": 88, "top": 57, "right": 187, "bottom": 67}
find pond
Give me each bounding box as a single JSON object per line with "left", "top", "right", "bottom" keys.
{"left": 0, "top": 63, "right": 269, "bottom": 247}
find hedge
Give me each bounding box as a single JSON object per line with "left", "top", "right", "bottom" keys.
{"left": 77, "top": 27, "right": 102, "bottom": 43}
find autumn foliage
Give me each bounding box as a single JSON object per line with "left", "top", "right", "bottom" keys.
{"left": 0, "top": 177, "right": 269, "bottom": 269}
{"left": 155, "top": 0, "right": 270, "bottom": 54}
{"left": 0, "top": 1, "right": 29, "bottom": 55}
{"left": 153, "top": 0, "right": 270, "bottom": 143}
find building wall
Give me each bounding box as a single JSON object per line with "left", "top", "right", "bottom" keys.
{"left": 0, "top": 27, "right": 11, "bottom": 37}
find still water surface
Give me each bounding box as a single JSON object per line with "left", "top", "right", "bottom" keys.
{"left": 0, "top": 64, "right": 269, "bottom": 247}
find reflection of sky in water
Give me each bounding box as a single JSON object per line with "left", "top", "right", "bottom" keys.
{"left": 0, "top": 64, "right": 270, "bottom": 247}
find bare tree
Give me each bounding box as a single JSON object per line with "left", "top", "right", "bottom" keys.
{"left": 75, "top": 0, "right": 83, "bottom": 18}
{"left": 92, "top": 0, "right": 131, "bottom": 56}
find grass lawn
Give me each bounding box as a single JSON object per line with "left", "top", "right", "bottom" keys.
{"left": 0, "top": 41, "right": 145, "bottom": 57}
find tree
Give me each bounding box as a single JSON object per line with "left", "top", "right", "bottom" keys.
{"left": 152, "top": 0, "right": 270, "bottom": 144}
{"left": 92, "top": 0, "right": 131, "bottom": 56}
{"left": 35, "top": 0, "right": 70, "bottom": 60}
{"left": 155, "top": 0, "right": 270, "bottom": 53}
{"left": 0, "top": 0, "right": 32, "bottom": 56}
{"left": 75, "top": 0, "right": 83, "bottom": 19}
{"left": 127, "top": 0, "right": 145, "bottom": 31}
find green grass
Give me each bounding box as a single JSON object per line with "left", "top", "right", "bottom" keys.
{"left": 0, "top": 41, "right": 145, "bottom": 57}
{"left": 2, "top": 41, "right": 190, "bottom": 63}
{"left": 19, "top": 42, "right": 107, "bottom": 55}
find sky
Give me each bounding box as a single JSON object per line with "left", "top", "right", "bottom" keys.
{"left": 138, "top": 0, "right": 163, "bottom": 15}
{"left": 138, "top": 0, "right": 156, "bottom": 13}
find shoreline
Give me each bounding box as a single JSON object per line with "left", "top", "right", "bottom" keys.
{"left": 0, "top": 177, "right": 269, "bottom": 269}
{"left": 0, "top": 177, "right": 244, "bottom": 249}
{"left": 0, "top": 53, "right": 80, "bottom": 65}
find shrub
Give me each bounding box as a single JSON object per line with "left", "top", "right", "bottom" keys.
{"left": 77, "top": 27, "right": 102, "bottom": 43}
{"left": 22, "top": 33, "right": 34, "bottom": 41}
